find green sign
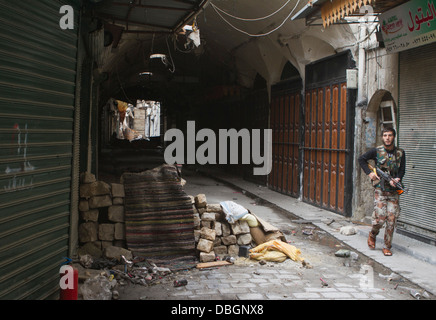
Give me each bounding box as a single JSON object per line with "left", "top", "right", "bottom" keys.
{"left": 379, "top": 0, "right": 436, "bottom": 53}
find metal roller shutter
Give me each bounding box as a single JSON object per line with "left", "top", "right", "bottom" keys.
{"left": 0, "top": 0, "right": 79, "bottom": 299}
{"left": 397, "top": 42, "right": 436, "bottom": 243}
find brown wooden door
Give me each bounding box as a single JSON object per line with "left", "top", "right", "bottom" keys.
{"left": 269, "top": 91, "right": 300, "bottom": 197}
{"left": 303, "top": 83, "right": 348, "bottom": 214}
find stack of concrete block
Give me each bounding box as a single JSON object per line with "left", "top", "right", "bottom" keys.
{"left": 78, "top": 172, "right": 126, "bottom": 257}
{"left": 191, "top": 194, "right": 253, "bottom": 263}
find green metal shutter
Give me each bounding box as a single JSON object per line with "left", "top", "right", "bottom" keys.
{"left": 397, "top": 42, "right": 436, "bottom": 243}
{"left": 0, "top": 0, "right": 80, "bottom": 299}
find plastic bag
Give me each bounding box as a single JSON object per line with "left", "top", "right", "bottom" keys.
{"left": 220, "top": 201, "right": 248, "bottom": 224}
{"left": 249, "top": 240, "right": 304, "bottom": 263}
{"left": 80, "top": 275, "right": 113, "bottom": 300}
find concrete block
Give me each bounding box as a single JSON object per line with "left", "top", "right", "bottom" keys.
{"left": 206, "top": 204, "right": 223, "bottom": 213}
{"left": 201, "top": 212, "right": 216, "bottom": 221}
{"left": 221, "top": 235, "right": 236, "bottom": 245}
{"left": 79, "top": 199, "right": 89, "bottom": 212}
{"left": 79, "top": 222, "right": 98, "bottom": 243}
{"left": 214, "top": 221, "right": 222, "bottom": 236}
{"left": 228, "top": 244, "right": 239, "bottom": 256}
{"left": 222, "top": 223, "right": 231, "bottom": 236}
{"left": 214, "top": 245, "right": 228, "bottom": 256}
{"left": 114, "top": 223, "right": 125, "bottom": 240}
{"left": 200, "top": 227, "right": 216, "bottom": 241}
{"left": 89, "top": 195, "right": 112, "bottom": 209}
{"left": 80, "top": 172, "right": 96, "bottom": 184}
{"left": 108, "top": 205, "right": 124, "bottom": 222}
{"left": 99, "top": 223, "right": 115, "bottom": 241}
{"left": 200, "top": 251, "right": 216, "bottom": 263}
{"left": 195, "top": 194, "right": 207, "bottom": 208}
{"left": 80, "top": 209, "right": 99, "bottom": 222}
{"left": 80, "top": 181, "right": 111, "bottom": 199}
{"left": 237, "top": 233, "right": 252, "bottom": 245}
{"left": 111, "top": 183, "right": 125, "bottom": 198}
{"left": 197, "top": 238, "right": 214, "bottom": 253}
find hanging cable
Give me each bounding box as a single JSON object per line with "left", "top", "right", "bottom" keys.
{"left": 166, "top": 35, "right": 176, "bottom": 73}
{"left": 210, "top": 0, "right": 293, "bottom": 21}
{"left": 211, "top": 0, "right": 302, "bottom": 37}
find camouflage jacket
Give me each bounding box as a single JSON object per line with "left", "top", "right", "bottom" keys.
{"left": 358, "top": 145, "right": 406, "bottom": 192}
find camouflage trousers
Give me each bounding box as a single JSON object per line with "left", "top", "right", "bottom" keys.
{"left": 370, "top": 188, "right": 400, "bottom": 249}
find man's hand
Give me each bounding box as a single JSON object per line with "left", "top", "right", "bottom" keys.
{"left": 390, "top": 178, "right": 401, "bottom": 187}
{"left": 369, "top": 172, "right": 379, "bottom": 181}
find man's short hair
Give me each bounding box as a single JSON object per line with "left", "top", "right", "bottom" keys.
{"left": 382, "top": 127, "right": 396, "bottom": 137}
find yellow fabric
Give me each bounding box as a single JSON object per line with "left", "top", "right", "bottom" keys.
{"left": 249, "top": 240, "right": 304, "bottom": 263}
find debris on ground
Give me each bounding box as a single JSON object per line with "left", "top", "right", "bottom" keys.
{"left": 339, "top": 225, "right": 357, "bottom": 235}
{"left": 320, "top": 277, "right": 329, "bottom": 287}
{"left": 75, "top": 252, "right": 181, "bottom": 300}
{"left": 379, "top": 272, "right": 401, "bottom": 282}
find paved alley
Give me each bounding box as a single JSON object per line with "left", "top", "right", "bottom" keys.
{"left": 110, "top": 168, "right": 434, "bottom": 301}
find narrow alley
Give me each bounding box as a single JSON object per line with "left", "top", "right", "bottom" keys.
{"left": 77, "top": 164, "right": 434, "bottom": 302}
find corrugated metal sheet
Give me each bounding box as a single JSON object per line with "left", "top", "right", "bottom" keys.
{"left": 0, "top": 0, "right": 79, "bottom": 299}
{"left": 398, "top": 42, "right": 436, "bottom": 241}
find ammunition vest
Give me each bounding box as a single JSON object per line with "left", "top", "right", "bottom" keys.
{"left": 375, "top": 145, "right": 404, "bottom": 191}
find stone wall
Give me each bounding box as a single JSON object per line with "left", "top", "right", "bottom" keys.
{"left": 77, "top": 172, "right": 126, "bottom": 257}
{"left": 191, "top": 194, "right": 253, "bottom": 263}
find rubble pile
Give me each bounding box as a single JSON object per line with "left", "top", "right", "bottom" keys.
{"left": 77, "top": 172, "right": 127, "bottom": 258}
{"left": 191, "top": 194, "right": 253, "bottom": 263}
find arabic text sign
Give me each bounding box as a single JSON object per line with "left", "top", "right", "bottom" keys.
{"left": 379, "top": 0, "right": 436, "bottom": 53}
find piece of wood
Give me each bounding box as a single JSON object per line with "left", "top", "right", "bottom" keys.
{"left": 196, "top": 260, "right": 233, "bottom": 269}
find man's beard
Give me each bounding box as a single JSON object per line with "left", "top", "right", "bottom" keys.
{"left": 384, "top": 140, "right": 394, "bottom": 147}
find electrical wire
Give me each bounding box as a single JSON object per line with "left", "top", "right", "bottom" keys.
{"left": 211, "top": 0, "right": 293, "bottom": 21}
{"left": 165, "top": 35, "right": 176, "bottom": 73}
{"left": 211, "top": 0, "right": 301, "bottom": 37}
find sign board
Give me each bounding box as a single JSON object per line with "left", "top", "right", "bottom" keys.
{"left": 379, "top": 0, "right": 436, "bottom": 53}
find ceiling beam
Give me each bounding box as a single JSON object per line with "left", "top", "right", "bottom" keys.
{"left": 111, "top": 2, "right": 190, "bottom": 12}
{"left": 96, "top": 12, "right": 172, "bottom": 31}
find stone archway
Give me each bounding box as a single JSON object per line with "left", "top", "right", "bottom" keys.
{"left": 365, "top": 89, "right": 397, "bottom": 148}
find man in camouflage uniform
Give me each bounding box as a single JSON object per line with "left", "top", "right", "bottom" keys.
{"left": 358, "top": 127, "right": 406, "bottom": 256}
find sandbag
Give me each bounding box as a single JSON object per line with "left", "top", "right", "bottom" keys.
{"left": 240, "top": 213, "right": 259, "bottom": 227}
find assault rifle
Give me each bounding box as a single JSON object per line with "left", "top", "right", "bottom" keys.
{"left": 368, "top": 164, "right": 407, "bottom": 195}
